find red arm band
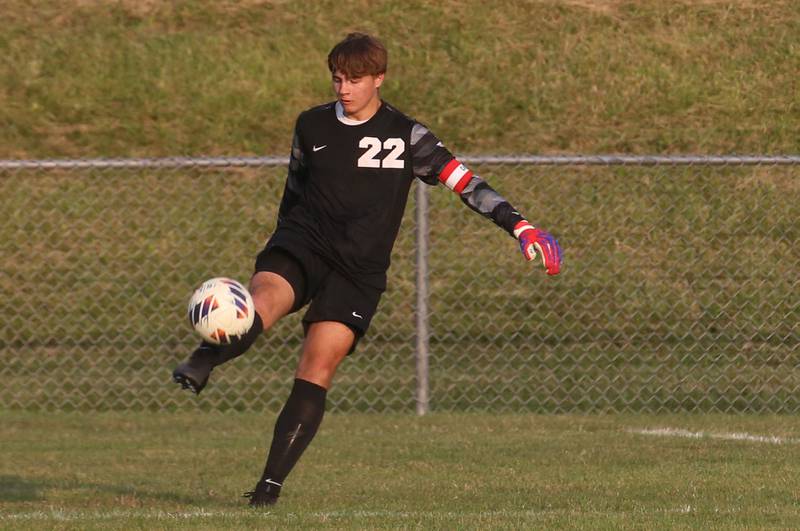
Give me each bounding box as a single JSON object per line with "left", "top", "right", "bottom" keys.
{"left": 438, "top": 159, "right": 474, "bottom": 194}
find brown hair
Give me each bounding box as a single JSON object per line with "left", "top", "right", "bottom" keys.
{"left": 327, "top": 32, "right": 387, "bottom": 77}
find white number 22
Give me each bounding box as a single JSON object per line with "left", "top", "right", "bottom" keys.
{"left": 357, "top": 137, "right": 405, "bottom": 169}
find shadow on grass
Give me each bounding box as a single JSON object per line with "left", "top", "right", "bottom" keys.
{"left": 0, "top": 475, "right": 44, "bottom": 502}
{"left": 0, "top": 474, "right": 215, "bottom": 506}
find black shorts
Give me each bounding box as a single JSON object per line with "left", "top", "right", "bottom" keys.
{"left": 254, "top": 243, "right": 384, "bottom": 350}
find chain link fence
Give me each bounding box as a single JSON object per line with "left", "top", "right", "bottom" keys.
{"left": 1, "top": 156, "right": 798, "bottom": 413}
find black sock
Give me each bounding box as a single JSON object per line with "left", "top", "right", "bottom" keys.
{"left": 260, "top": 378, "right": 327, "bottom": 487}
{"left": 201, "top": 312, "right": 264, "bottom": 366}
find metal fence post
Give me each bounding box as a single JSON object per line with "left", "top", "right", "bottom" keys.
{"left": 415, "top": 181, "right": 430, "bottom": 416}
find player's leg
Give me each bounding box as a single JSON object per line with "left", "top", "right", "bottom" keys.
{"left": 245, "top": 321, "right": 355, "bottom": 507}
{"left": 246, "top": 269, "right": 383, "bottom": 507}
{"left": 172, "top": 272, "right": 295, "bottom": 393}
{"left": 173, "top": 248, "right": 306, "bottom": 394}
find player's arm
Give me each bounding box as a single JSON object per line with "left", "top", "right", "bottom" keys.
{"left": 410, "top": 124, "right": 562, "bottom": 275}
{"left": 441, "top": 160, "right": 562, "bottom": 275}
{"left": 277, "top": 120, "right": 308, "bottom": 224}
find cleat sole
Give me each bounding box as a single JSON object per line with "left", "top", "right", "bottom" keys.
{"left": 172, "top": 373, "right": 203, "bottom": 395}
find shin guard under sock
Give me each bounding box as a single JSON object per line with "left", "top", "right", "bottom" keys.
{"left": 260, "top": 378, "right": 327, "bottom": 486}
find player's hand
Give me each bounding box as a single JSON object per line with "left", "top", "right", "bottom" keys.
{"left": 514, "top": 221, "right": 562, "bottom": 275}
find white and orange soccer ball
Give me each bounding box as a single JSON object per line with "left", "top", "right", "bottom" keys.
{"left": 187, "top": 277, "right": 255, "bottom": 345}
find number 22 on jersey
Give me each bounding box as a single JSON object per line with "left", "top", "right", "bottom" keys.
{"left": 357, "top": 137, "right": 405, "bottom": 169}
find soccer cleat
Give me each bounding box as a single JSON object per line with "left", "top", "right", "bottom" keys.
{"left": 172, "top": 345, "right": 216, "bottom": 395}
{"left": 243, "top": 478, "right": 282, "bottom": 507}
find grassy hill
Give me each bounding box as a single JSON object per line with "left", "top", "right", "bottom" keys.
{"left": 1, "top": 0, "right": 799, "bottom": 158}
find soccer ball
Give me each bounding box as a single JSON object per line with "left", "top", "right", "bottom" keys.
{"left": 187, "top": 277, "right": 255, "bottom": 345}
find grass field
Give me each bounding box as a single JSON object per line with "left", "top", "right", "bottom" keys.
{"left": 3, "top": 411, "right": 800, "bottom": 529}
{"left": 2, "top": 3, "right": 799, "bottom": 527}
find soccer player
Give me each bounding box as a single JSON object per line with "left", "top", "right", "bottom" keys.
{"left": 173, "top": 32, "right": 562, "bottom": 507}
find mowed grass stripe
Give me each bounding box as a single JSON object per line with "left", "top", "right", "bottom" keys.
{"left": 0, "top": 506, "right": 721, "bottom": 525}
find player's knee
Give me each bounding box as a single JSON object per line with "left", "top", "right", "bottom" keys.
{"left": 295, "top": 364, "right": 338, "bottom": 390}
{"left": 249, "top": 289, "right": 272, "bottom": 328}
{"left": 249, "top": 272, "right": 295, "bottom": 329}
{"left": 295, "top": 329, "right": 352, "bottom": 388}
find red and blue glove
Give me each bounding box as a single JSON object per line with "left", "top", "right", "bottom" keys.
{"left": 514, "top": 221, "right": 562, "bottom": 276}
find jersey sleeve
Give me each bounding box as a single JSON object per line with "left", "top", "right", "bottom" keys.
{"left": 409, "top": 123, "right": 454, "bottom": 185}
{"left": 410, "top": 123, "right": 528, "bottom": 239}
{"left": 277, "top": 116, "right": 308, "bottom": 224}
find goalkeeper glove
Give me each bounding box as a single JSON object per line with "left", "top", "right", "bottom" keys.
{"left": 514, "top": 221, "right": 562, "bottom": 276}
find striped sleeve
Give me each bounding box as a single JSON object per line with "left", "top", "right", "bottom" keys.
{"left": 409, "top": 123, "right": 454, "bottom": 185}
{"left": 455, "top": 171, "right": 527, "bottom": 238}
{"left": 409, "top": 122, "right": 527, "bottom": 238}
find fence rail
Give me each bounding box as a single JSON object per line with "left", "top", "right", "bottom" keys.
{"left": 3, "top": 155, "right": 800, "bottom": 170}
{"left": 1, "top": 155, "right": 798, "bottom": 413}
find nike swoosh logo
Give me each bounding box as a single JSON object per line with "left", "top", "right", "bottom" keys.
{"left": 352, "top": 312, "right": 363, "bottom": 319}
{"left": 313, "top": 145, "right": 327, "bottom": 152}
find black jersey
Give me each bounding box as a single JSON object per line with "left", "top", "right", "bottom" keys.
{"left": 267, "top": 100, "right": 527, "bottom": 290}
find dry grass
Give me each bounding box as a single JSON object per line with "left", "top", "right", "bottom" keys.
{"left": 1, "top": 1, "right": 798, "bottom": 157}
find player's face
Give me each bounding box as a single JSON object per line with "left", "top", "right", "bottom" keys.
{"left": 332, "top": 70, "right": 384, "bottom": 121}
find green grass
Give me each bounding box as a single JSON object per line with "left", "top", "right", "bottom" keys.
{"left": 2, "top": 411, "right": 800, "bottom": 529}
{"left": 3, "top": 6, "right": 799, "bottom": 527}
{"left": 1, "top": 0, "right": 799, "bottom": 158}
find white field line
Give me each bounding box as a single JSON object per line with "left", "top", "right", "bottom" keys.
{"left": 0, "top": 509, "right": 561, "bottom": 522}
{"left": 0, "top": 510, "right": 242, "bottom": 522}
{"left": 0, "top": 506, "right": 727, "bottom": 523}
{"left": 629, "top": 427, "right": 800, "bottom": 445}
